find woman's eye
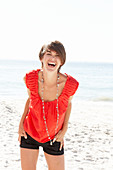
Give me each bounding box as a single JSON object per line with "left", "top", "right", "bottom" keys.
{"left": 47, "top": 53, "right": 51, "bottom": 55}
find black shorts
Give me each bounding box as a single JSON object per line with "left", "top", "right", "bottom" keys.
{"left": 20, "top": 133, "right": 64, "bottom": 156}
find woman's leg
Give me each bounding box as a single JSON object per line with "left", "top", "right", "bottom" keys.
{"left": 44, "top": 152, "right": 65, "bottom": 170}
{"left": 20, "top": 148, "right": 39, "bottom": 170}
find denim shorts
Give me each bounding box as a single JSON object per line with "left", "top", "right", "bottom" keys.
{"left": 20, "top": 133, "right": 64, "bottom": 156}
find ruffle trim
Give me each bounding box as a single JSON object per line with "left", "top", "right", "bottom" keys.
{"left": 24, "top": 69, "right": 79, "bottom": 101}
{"left": 25, "top": 70, "right": 38, "bottom": 93}
{"left": 61, "top": 75, "right": 79, "bottom": 99}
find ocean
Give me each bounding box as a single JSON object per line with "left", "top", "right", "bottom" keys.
{"left": 0, "top": 59, "right": 113, "bottom": 170}
{"left": 0, "top": 59, "right": 113, "bottom": 102}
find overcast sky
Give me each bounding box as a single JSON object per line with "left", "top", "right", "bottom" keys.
{"left": 0, "top": 0, "right": 113, "bottom": 63}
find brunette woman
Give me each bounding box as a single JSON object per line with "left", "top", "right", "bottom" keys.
{"left": 18, "top": 40, "right": 79, "bottom": 170}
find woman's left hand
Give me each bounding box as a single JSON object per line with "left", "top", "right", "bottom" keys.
{"left": 53, "top": 130, "right": 65, "bottom": 150}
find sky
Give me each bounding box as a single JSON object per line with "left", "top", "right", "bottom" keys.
{"left": 0, "top": 0, "right": 113, "bottom": 63}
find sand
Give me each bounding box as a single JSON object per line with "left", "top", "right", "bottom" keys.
{"left": 0, "top": 98, "right": 113, "bottom": 170}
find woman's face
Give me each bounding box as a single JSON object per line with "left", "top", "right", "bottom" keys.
{"left": 41, "top": 49, "right": 62, "bottom": 72}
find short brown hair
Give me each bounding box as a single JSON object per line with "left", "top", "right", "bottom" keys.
{"left": 39, "top": 41, "right": 66, "bottom": 67}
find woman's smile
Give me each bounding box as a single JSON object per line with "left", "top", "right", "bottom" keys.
{"left": 47, "top": 61, "right": 56, "bottom": 67}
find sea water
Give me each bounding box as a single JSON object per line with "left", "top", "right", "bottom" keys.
{"left": 0, "top": 59, "right": 113, "bottom": 102}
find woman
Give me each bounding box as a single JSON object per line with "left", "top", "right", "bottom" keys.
{"left": 18, "top": 40, "right": 79, "bottom": 170}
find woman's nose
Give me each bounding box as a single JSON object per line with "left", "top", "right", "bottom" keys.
{"left": 50, "top": 55, "right": 56, "bottom": 59}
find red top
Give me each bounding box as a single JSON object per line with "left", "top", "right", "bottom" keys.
{"left": 23, "top": 69, "right": 79, "bottom": 143}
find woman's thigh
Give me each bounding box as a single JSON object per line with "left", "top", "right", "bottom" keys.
{"left": 44, "top": 152, "right": 65, "bottom": 170}
{"left": 20, "top": 148, "right": 39, "bottom": 170}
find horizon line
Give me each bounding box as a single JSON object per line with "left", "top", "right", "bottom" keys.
{"left": 0, "top": 58, "right": 113, "bottom": 64}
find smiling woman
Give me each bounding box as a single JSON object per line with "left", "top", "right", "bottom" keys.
{"left": 18, "top": 40, "right": 79, "bottom": 170}
{"left": 39, "top": 41, "right": 66, "bottom": 72}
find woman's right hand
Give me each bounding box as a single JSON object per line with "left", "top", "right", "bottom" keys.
{"left": 18, "top": 123, "right": 27, "bottom": 144}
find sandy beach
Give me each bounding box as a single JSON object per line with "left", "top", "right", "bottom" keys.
{"left": 0, "top": 98, "right": 113, "bottom": 170}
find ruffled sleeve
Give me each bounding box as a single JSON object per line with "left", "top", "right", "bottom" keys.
{"left": 24, "top": 70, "right": 37, "bottom": 92}
{"left": 66, "top": 75, "right": 79, "bottom": 97}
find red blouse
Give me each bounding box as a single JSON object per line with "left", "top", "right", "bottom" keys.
{"left": 23, "top": 69, "right": 79, "bottom": 143}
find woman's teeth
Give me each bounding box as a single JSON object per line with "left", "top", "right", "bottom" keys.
{"left": 48, "top": 63, "right": 56, "bottom": 67}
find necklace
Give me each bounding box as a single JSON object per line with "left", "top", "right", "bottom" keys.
{"left": 41, "top": 70, "right": 60, "bottom": 145}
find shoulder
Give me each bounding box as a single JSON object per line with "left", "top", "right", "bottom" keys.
{"left": 59, "top": 72, "right": 79, "bottom": 86}
{"left": 24, "top": 69, "right": 39, "bottom": 80}
{"left": 68, "top": 75, "right": 79, "bottom": 86}
{"left": 23, "top": 69, "right": 39, "bottom": 89}
{"left": 64, "top": 73, "right": 79, "bottom": 97}
{"left": 26, "top": 69, "right": 38, "bottom": 77}
{"left": 59, "top": 73, "right": 67, "bottom": 84}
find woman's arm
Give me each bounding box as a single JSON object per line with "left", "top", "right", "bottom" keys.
{"left": 18, "top": 96, "right": 30, "bottom": 143}
{"left": 18, "top": 76, "right": 31, "bottom": 143}
{"left": 53, "top": 96, "right": 73, "bottom": 150}
{"left": 62, "top": 96, "right": 73, "bottom": 134}
{"left": 19, "top": 76, "right": 31, "bottom": 125}
{"left": 19, "top": 96, "right": 30, "bottom": 125}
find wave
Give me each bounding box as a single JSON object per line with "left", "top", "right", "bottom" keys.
{"left": 93, "top": 97, "right": 113, "bottom": 102}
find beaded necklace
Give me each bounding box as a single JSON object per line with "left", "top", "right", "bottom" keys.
{"left": 41, "top": 70, "right": 60, "bottom": 145}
